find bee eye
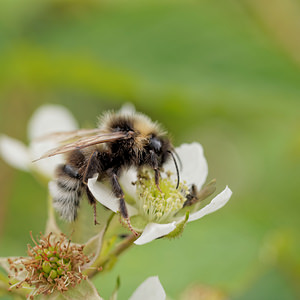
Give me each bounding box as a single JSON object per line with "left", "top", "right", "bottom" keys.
{"left": 149, "top": 137, "right": 162, "bottom": 152}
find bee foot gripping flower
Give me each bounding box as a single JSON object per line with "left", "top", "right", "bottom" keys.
{"left": 7, "top": 232, "right": 91, "bottom": 299}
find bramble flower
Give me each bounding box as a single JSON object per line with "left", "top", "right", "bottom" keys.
{"left": 88, "top": 142, "right": 232, "bottom": 245}
{"left": 0, "top": 104, "right": 78, "bottom": 179}
{"left": 0, "top": 232, "right": 103, "bottom": 299}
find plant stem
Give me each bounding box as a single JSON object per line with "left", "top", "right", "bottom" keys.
{"left": 45, "top": 195, "right": 60, "bottom": 235}
{"left": 85, "top": 234, "right": 137, "bottom": 278}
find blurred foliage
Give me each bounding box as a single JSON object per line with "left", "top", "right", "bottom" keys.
{"left": 0, "top": 0, "right": 300, "bottom": 299}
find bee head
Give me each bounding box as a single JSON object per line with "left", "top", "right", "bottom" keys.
{"left": 143, "top": 134, "right": 172, "bottom": 167}
{"left": 99, "top": 111, "right": 171, "bottom": 162}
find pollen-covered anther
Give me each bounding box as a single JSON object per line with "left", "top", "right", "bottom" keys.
{"left": 136, "top": 169, "right": 189, "bottom": 223}
{"left": 7, "top": 232, "right": 90, "bottom": 298}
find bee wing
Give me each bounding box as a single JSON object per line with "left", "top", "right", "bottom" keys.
{"left": 33, "top": 131, "right": 128, "bottom": 161}
{"left": 34, "top": 128, "right": 104, "bottom": 143}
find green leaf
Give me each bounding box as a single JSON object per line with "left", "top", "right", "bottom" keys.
{"left": 35, "top": 279, "right": 103, "bottom": 300}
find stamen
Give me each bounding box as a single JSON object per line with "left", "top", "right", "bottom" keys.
{"left": 136, "top": 169, "right": 189, "bottom": 223}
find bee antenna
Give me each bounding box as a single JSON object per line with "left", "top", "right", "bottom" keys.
{"left": 173, "top": 149, "right": 182, "bottom": 171}
{"left": 168, "top": 151, "right": 180, "bottom": 189}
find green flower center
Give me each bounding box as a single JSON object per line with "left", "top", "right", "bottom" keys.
{"left": 37, "top": 246, "right": 72, "bottom": 280}
{"left": 136, "top": 169, "right": 189, "bottom": 223}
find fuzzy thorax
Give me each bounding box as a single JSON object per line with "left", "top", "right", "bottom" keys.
{"left": 98, "top": 111, "right": 166, "bottom": 143}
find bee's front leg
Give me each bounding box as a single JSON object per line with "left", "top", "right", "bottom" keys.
{"left": 111, "top": 173, "right": 127, "bottom": 218}
{"left": 149, "top": 150, "right": 162, "bottom": 192}
{"left": 111, "top": 173, "right": 139, "bottom": 237}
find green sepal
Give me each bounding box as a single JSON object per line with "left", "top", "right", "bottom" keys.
{"left": 166, "top": 212, "right": 189, "bottom": 239}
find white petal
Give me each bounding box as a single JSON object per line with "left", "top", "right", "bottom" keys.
{"left": 28, "top": 104, "right": 78, "bottom": 140}
{"left": 88, "top": 175, "right": 138, "bottom": 216}
{"left": 134, "top": 222, "right": 176, "bottom": 245}
{"left": 163, "top": 142, "right": 208, "bottom": 190}
{"left": 129, "top": 276, "right": 166, "bottom": 300}
{"left": 0, "top": 135, "right": 31, "bottom": 171}
{"left": 127, "top": 204, "right": 139, "bottom": 217}
{"left": 119, "top": 167, "right": 138, "bottom": 199}
{"left": 30, "top": 140, "right": 65, "bottom": 178}
{"left": 88, "top": 175, "right": 119, "bottom": 212}
{"left": 188, "top": 186, "right": 232, "bottom": 222}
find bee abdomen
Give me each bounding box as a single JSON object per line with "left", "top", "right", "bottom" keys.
{"left": 49, "top": 165, "right": 83, "bottom": 222}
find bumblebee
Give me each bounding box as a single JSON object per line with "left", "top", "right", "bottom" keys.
{"left": 36, "top": 110, "right": 179, "bottom": 233}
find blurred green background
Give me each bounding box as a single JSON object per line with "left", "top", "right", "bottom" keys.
{"left": 0, "top": 0, "right": 300, "bottom": 299}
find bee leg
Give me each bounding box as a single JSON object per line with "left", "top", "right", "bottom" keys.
{"left": 154, "top": 169, "right": 162, "bottom": 193}
{"left": 111, "top": 173, "right": 139, "bottom": 237}
{"left": 183, "top": 180, "right": 216, "bottom": 207}
{"left": 183, "top": 184, "right": 198, "bottom": 207}
{"left": 86, "top": 187, "right": 100, "bottom": 225}
{"left": 82, "top": 151, "right": 100, "bottom": 185}
{"left": 111, "top": 174, "right": 128, "bottom": 219}
{"left": 150, "top": 150, "right": 162, "bottom": 192}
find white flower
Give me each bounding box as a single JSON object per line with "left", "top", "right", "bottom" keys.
{"left": 0, "top": 104, "right": 78, "bottom": 178}
{"left": 88, "top": 142, "right": 232, "bottom": 245}
{"left": 129, "top": 276, "right": 166, "bottom": 300}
